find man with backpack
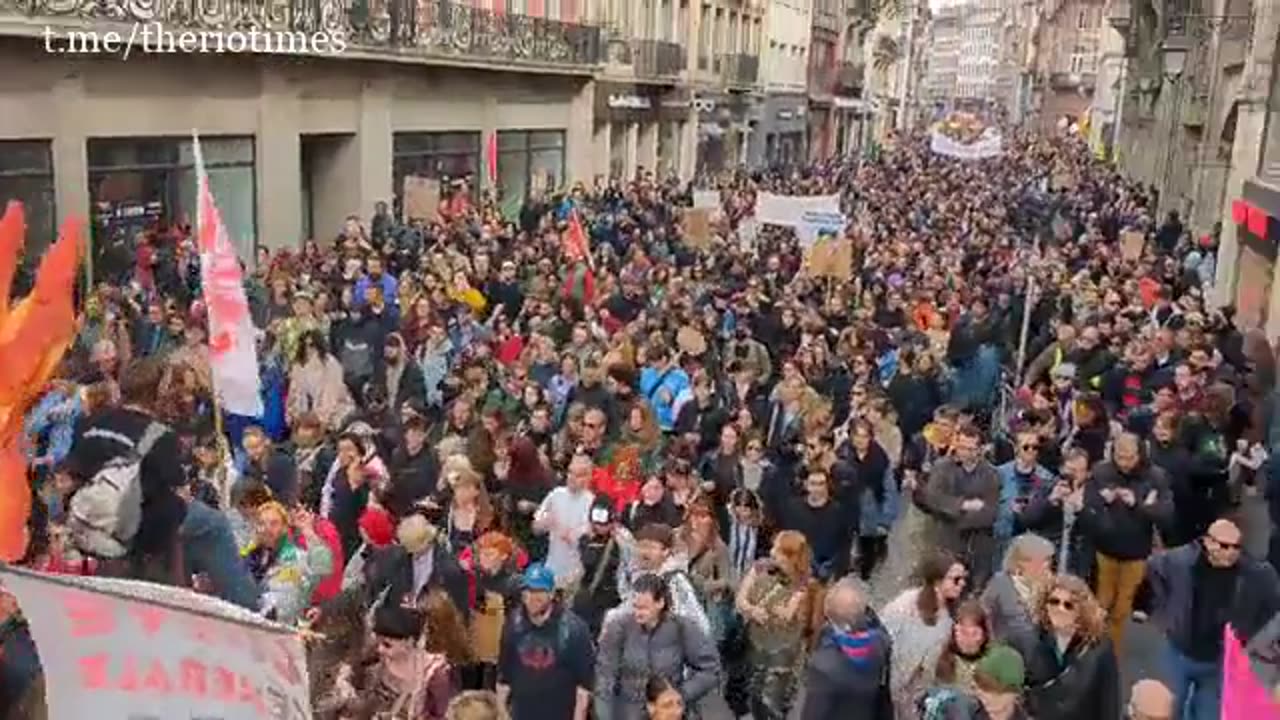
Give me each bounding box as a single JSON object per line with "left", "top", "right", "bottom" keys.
{"left": 64, "top": 358, "right": 187, "bottom": 584}
{"left": 497, "top": 564, "right": 594, "bottom": 720}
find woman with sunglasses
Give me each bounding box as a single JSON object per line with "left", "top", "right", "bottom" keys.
{"left": 1011, "top": 574, "right": 1120, "bottom": 720}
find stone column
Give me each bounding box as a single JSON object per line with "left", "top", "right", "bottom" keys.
{"left": 357, "top": 76, "right": 395, "bottom": 222}
{"left": 624, "top": 122, "right": 640, "bottom": 178}
{"left": 256, "top": 68, "right": 302, "bottom": 250}
{"left": 638, "top": 121, "right": 659, "bottom": 173}
{"left": 567, "top": 80, "right": 596, "bottom": 186}
{"left": 51, "top": 71, "right": 91, "bottom": 282}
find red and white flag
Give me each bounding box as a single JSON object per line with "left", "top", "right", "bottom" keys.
{"left": 193, "top": 132, "right": 263, "bottom": 417}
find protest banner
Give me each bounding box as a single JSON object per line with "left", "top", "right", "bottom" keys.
{"left": 929, "top": 131, "right": 1003, "bottom": 160}
{"left": 755, "top": 192, "right": 840, "bottom": 227}
{"left": 693, "top": 190, "right": 720, "bottom": 210}
{"left": 681, "top": 208, "right": 713, "bottom": 250}
{"left": 737, "top": 217, "right": 759, "bottom": 252}
{"left": 402, "top": 175, "right": 440, "bottom": 222}
{"left": 0, "top": 566, "right": 312, "bottom": 720}
{"left": 1120, "top": 230, "right": 1145, "bottom": 261}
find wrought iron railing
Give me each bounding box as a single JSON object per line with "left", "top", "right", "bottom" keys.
{"left": 719, "top": 53, "right": 759, "bottom": 87}
{"left": 632, "top": 39, "right": 685, "bottom": 78}
{"left": 0, "top": 0, "right": 605, "bottom": 67}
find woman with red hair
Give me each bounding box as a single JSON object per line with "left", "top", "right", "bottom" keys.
{"left": 457, "top": 531, "right": 528, "bottom": 689}
{"left": 500, "top": 436, "right": 552, "bottom": 558}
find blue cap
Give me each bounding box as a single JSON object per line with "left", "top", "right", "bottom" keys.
{"left": 522, "top": 563, "right": 556, "bottom": 592}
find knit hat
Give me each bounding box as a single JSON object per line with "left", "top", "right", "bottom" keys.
{"left": 358, "top": 506, "right": 395, "bottom": 547}
{"left": 975, "top": 645, "right": 1025, "bottom": 693}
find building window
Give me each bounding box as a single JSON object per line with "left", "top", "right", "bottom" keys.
{"left": 1262, "top": 36, "right": 1280, "bottom": 180}
{"left": 0, "top": 141, "right": 56, "bottom": 260}
{"left": 496, "top": 130, "right": 566, "bottom": 212}
{"left": 87, "top": 136, "right": 256, "bottom": 264}
{"left": 393, "top": 132, "right": 481, "bottom": 211}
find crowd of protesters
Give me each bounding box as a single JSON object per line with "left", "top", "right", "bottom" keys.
{"left": 1, "top": 126, "right": 1280, "bottom": 720}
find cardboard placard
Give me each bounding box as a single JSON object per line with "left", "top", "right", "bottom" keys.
{"left": 1120, "top": 230, "right": 1145, "bottom": 261}
{"left": 402, "top": 175, "right": 440, "bottom": 222}
{"left": 806, "top": 235, "right": 853, "bottom": 280}
{"left": 693, "top": 190, "right": 720, "bottom": 210}
{"left": 682, "top": 208, "right": 712, "bottom": 250}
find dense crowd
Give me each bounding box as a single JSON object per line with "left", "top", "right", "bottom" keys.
{"left": 1, "top": 128, "right": 1279, "bottom": 720}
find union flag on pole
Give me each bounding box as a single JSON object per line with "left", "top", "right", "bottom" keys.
{"left": 193, "top": 132, "right": 263, "bottom": 417}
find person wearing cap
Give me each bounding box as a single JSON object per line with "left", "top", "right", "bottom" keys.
{"left": 497, "top": 563, "right": 594, "bottom": 720}
{"left": 572, "top": 496, "right": 626, "bottom": 636}
{"left": 917, "top": 644, "right": 1030, "bottom": 720}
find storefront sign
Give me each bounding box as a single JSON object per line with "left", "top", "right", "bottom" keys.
{"left": 608, "top": 94, "right": 652, "bottom": 110}
{"left": 0, "top": 568, "right": 311, "bottom": 720}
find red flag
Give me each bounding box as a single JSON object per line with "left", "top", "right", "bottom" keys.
{"left": 1248, "top": 206, "right": 1269, "bottom": 238}
{"left": 1222, "top": 625, "right": 1279, "bottom": 718}
{"left": 486, "top": 132, "right": 498, "bottom": 185}
{"left": 562, "top": 210, "right": 589, "bottom": 262}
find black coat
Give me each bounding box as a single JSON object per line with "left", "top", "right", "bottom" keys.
{"left": 366, "top": 541, "right": 472, "bottom": 620}
{"left": 1010, "top": 628, "right": 1121, "bottom": 720}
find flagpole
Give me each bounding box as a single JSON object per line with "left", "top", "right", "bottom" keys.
{"left": 192, "top": 129, "right": 231, "bottom": 465}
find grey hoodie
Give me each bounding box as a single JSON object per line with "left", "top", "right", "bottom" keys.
{"left": 593, "top": 608, "right": 721, "bottom": 720}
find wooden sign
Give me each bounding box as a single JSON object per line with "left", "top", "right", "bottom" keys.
{"left": 1120, "top": 230, "right": 1145, "bottom": 261}
{"left": 806, "top": 236, "right": 853, "bottom": 281}
{"left": 682, "top": 208, "right": 712, "bottom": 250}
{"left": 402, "top": 175, "right": 440, "bottom": 222}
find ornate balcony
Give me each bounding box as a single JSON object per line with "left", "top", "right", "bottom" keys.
{"left": 719, "top": 53, "right": 759, "bottom": 88}
{"left": 1, "top": 0, "right": 605, "bottom": 71}
{"left": 1049, "top": 71, "right": 1098, "bottom": 91}
{"left": 632, "top": 39, "right": 686, "bottom": 79}
{"left": 835, "top": 60, "right": 863, "bottom": 93}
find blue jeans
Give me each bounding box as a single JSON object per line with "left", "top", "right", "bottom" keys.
{"left": 1164, "top": 645, "right": 1222, "bottom": 720}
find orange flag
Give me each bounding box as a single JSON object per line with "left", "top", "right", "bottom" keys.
{"left": 0, "top": 201, "right": 83, "bottom": 561}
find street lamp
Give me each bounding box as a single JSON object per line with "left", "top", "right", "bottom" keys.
{"left": 1160, "top": 36, "right": 1189, "bottom": 82}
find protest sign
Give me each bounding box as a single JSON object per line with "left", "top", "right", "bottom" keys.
{"left": 402, "top": 175, "right": 440, "bottom": 222}
{"left": 1120, "top": 230, "right": 1145, "bottom": 261}
{"left": 737, "top": 217, "right": 758, "bottom": 252}
{"left": 682, "top": 208, "right": 713, "bottom": 250}
{"left": 755, "top": 192, "right": 840, "bottom": 227}
{"left": 693, "top": 190, "right": 720, "bottom": 210}
{"left": 796, "top": 208, "right": 847, "bottom": 250}
{"left": 0, "top": 567, "right": 311, "bottom": 720}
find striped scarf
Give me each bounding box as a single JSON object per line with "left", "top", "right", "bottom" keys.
{"left": 830, "top": 626, "right": 880, "bottom": 668}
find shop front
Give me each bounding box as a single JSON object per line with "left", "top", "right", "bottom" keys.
{"left": 1231, "top": 181, "right": 1280, "bottom": 332}
{"left": 753, "top": 95, "right": 808, "bottom": 169}
{"left": 593, "top": 83, "right": 691, "bottom": 180}
{"left": 833, "top": 97, "right": 872, "bottom": 158}
{"left": 694, "top": 92, "right": 756, "bottom": 175}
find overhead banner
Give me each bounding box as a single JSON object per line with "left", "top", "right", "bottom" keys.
{"left": 929, "top": 131, "right": 1003, "bottom": 160}
{"left": 755, "top": 192, "right": 840, "bottom": 227}
{"left": 0, "top": 567, "right": 311, "bottom": 720}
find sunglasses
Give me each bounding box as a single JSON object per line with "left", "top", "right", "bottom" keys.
{"left": 1208, "top": 535, "right": 1242, "bottom": 551}
{"left": 1047, "top": 596, "right": 1076, "bottom": 611}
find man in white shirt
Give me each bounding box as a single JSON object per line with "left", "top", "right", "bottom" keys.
{"left": 535, "top": 452, "right": 596, "bottom": 589}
